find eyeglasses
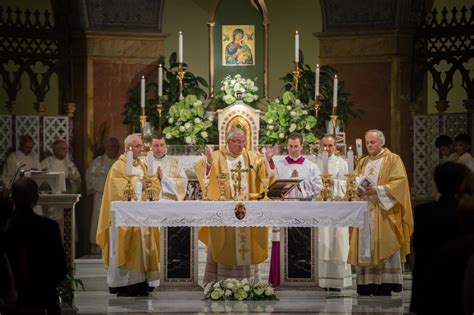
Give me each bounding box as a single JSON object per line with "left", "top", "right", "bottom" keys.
{"left": 229, "top": 139, "right": 246, "bottom": 145}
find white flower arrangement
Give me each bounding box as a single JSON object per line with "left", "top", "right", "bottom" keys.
{"left": 204, "top": 278, "right": 277, "bottom": 301}
{"left": 216, "top": 74, "right": 259, "bottom": 106}
{"left": 261, "top": 91, "right": 317, "bottom": 145}
{"left": 162, "top": 95, "right": 212, "bottom": 145}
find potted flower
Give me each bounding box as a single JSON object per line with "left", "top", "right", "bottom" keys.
{"left": 214, "top": 74, "right": 259, "bottom": 107}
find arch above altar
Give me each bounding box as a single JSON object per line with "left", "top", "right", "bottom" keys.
{"left": 217, "top": 101, "right": 261, "bottom": 151}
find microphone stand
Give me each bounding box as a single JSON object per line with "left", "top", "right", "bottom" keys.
{"left": 8, "top": 163, "right": 27, "bottom": 193}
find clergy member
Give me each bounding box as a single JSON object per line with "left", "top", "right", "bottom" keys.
{"left": 265, "top": 132, "right": 322, "bottom": 288}
{"left": 194, "top": 127, "right": 272, "bottom": 283}
{"left": 86, "top": 137, "right": 120, "bottom": 254}
{"left": 40, "top": 139, "right": 81, "bottom": 194}
{"left": 316, "top": 134, "right": 352, "bottom": 290}
{"left": 151, "top": 133, "right": 188, "bottom": 201}
{"left": 1, "top": 135, "right": 41, "bottom": 188}
{"left": 96, "top": 134, "right": 161, "bottom": 297}
{"left": 349, "top": 129, "right": 413, "bottom": 296}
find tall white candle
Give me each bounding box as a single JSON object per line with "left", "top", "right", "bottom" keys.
{"left": 126, "top": 149, "right": 133, "bottom": 175}
{"left": 178, "top": 31, "right": 183, "bottom": 63}
{"left": 146, "top": 149, "right": 154, "bottom": 176}
{"left": 347, "top": 147, "right": 354, "bottom": 174}
{"left": 355, "top": 138, "right": 363, "bottom": 156}
{"left": 140, "top": 76, "right": 145, "bottom": 108}
{"left": 295, "top": 31, "right": 299, "bottom": 63}
{"left": 322, "top": 148, "right": 328, "bottom": 174}
{"left": 333, "top": 75, "right": 338, "bottom": 108}
{"left": 315, "top": 64, "right": 320, "bottom": 97}
{"left": 158, "top": 64, "right": 163, "bottom": 97}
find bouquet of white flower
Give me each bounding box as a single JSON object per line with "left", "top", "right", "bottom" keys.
{"left": 216, "top": 74, "right": 259, "bottom": 106}
{"left": 162, "top": 94, "right": 213, "bottom": 145}
{"left": 260, "top": 91, "right": 317, "bottom": 145}
{"left": 204, "top": 278, "right": 277, "bottom": 301}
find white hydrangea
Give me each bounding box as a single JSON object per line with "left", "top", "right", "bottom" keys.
{"left": 185, "top": 136, "right": 192, "bottom": 144}
{"left": 241, "top": 278, "right": 249, "bottom": 285}
{"left": 213, "top": 282, "right": 221, "bottom": 288}
{"left": 225, "top": 290, "right": 232, "bottom": 297}
{"left": 268, "top": 125, "right": 274, "bottom": 130}
{"left": 200, "top": 131, "right": 208, "bottom": 138}
{"left": 279, "top": 133, "right": 285, "bottom": 139}
{"left": 165, "top": 133, "right": 172, "bottom": 139}
{"left": 179, "top": 126, "right": 185, "bottom": 132}
{"left": 243, "top": 285, "right": 250, "bottom": 292}
{"left": 194, "top": 117, "right": 201, "bottom": 123}
{"left": 168, "top": 118, "right": 174, "bottom": 124}
{"left": 289, "top": 123, "right": 296, "bottom": 132}
{"left": 226, "top": 282, "right": 234, "bottom": 289}
{"left": 295, "top": 99, "right": 301, "bottom": 105}
{"left": 286, "top": 106, "right": 292, "bottom": 111}
{"left": 184, "top": 122, "right": 191, "bottom": 129}
{"left": 290, "top": 111, "right": 296, "bottom": 117}
{"left": 302, "top": 110, "right": 308, "bottom": 115}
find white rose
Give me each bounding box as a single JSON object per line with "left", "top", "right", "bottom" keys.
{"left": 287, "top": 106, "right": 292, "bottom": 111}
{"left": 265, "top": 287, "right": 274, "bottom": 296}
{"left": 241, "top": 278, "right": 249, "bottom": 285}
{"left": 268, "top": 125, "right": 274, "bottom": 130}
{"left": 213, "top": 282, "right": 221, "bottom": 288}
{"left": 194, "top": 100, "right": 202, "bottom": 106}
{"left": 168, "top": 118, "right": 174, "bottom": 124}
{"left": 302, "top": 110, "right": 308, "bottom": 115}
{"left": 230, "top": 79, "right": 236, "bottom": 85}
{"left": 243, "top": 285, "right": 250, "bottom": 292}
{"left": 274, "top": 98, "right": 280, "bottom": 103}
{"left": 267, "top": 118, "right": 273, "bottom": 124}
{"left": 225, "top": 289, "right": 232, "bottom": 297}
{"left": 165, "top": 133, "right": 172, "bottom": 139}
{"left": 290, "top": 111, "right": 296, "bottom": 117}
{"left": 179, "top": 126, "right": 185, "bottom": 132}
{"left": 295, "top": 99, "right": 301, "bottom": 105}
{"left": 200, "top": 131, "right": 208, "bottom": 138}
{"left": 289, "top": 123, "right": 296, "bottom": 132}
{"left": 185, "top": 136, "right": 192, "bottom": 144}
{"left": 305, "top": 124, "right": 311, "bottom": 130}
{"left": 253, "top": 94, "right": 258, "bottom": 100}
{"left": 279, "top": 133, "right": 285, "bottom": 139}
{"left": 184, "top": 122, "right": 191, "bottom": 129}
{"left": 194, "top": 117, "right": 201, "bottom": 123}
{"left": 227, "top": 282, "right": 234, "bottom": 289}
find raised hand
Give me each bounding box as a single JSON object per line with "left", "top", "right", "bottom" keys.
{"left": 205, "top": 145, "right": 214, "bottom": 165}
{"left": 265, "top": 144, "right": 279, "bottom": 161}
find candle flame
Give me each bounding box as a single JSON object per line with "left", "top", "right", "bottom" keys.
{"left": 349, "top": 146, "right": 352, "bottom": 150}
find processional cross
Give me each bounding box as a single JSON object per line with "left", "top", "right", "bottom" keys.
{"left": 230, "top": 161, "right": 248, "bottom": 201}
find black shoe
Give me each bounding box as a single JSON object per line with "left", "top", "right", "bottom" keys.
{"left": 109, "top": 287, "right": 118, "bottom": 294}
{"left": 109, "top": 286, "right": 128, "bottom": 294}
{"left": 324, "top": 288, "right": 341, "bottom": 292}
{"left": 147, "top": 285, "right": 155, "bottom": 292}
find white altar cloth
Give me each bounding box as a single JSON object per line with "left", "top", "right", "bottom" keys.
{"left": 112, "top": 200, "right": 370, "bottom": 259}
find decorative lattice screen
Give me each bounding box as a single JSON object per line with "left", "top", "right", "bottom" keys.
{"left": 43, "top": 116, "right": 69, "bottom": 155}
{"left": 0, "top": 115, "right": 12, "bottom": 166}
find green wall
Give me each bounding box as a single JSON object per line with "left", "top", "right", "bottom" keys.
{"left": 427, "top": 0, "right": 472, "bottom": 113}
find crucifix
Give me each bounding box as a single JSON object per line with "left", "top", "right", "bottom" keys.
{"left": 230, "top": 161, "right": 248, "bottom": 201}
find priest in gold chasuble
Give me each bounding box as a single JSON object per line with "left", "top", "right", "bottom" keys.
{"left": 194, "top": 127, "right": 274, "bottom": 283}
{"left": 97, "top": 134, "right": 162, "bottom": 296}
{"left": 349, "top": 129, "right": 413, "bottom": 296}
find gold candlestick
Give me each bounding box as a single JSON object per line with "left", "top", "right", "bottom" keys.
{"left": 156, "top": 96, "right": 163, "bottom": 132}
{"left": 217, "top": 173, "right": 228, "bottom": 201}
{"left": 342, "top": 173, "right": 359, "bottom": 201}
{"left": 292, "top": 61, "right": 302, "bottom": 94}
{"left": 177, "top": 63, "right": 185, "bottom": 100}
{"left": 202, "top": 177, "right": 210, "bottom": 200}
{"left": 142, "top": 174, "right": 160, "bottom": 201}
{"left": 261, "top": 177, "right": 271, "bottom": 201}
{"left": 314, "top": 95, "right": 322, "bottom": 118}
{"left": 122, "top": 175, "right": 138, "bottom": 201}
{"left": 318, "top": 174, "right": 335, "bottom": 201}
{"left": 139, "top": 105, "right": 148, "bottom": 155}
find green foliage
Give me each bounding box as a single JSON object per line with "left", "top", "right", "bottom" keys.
{"left": 162, "top": 95, "right": 213, "bottom": 145}
{"left": 261, "top": 91, "right": 316, "bottom": 145}
{"left": 279, "top": 50, "right": 363, "bottom": 136}
{"left": 122, "top": 52, "right": 208, "bottom": 131}
{"left": 56, "top": 273, "right": 84, "bottom": 306}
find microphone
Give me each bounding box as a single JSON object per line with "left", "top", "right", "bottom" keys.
{"left": 9, "top": 163, "right": 27, "bottom": 190}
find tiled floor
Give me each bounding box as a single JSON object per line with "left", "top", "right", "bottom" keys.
{"left": 75, "top": 289, "right": 412, "bottom": 314}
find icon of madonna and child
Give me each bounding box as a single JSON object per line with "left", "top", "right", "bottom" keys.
{"left": 222, "top": 25, "right": 255, "bottom": 66}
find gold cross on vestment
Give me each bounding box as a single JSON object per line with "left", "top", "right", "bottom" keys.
{"left": 230, "top": 161, "right": 248, "bottom": 201}
{"left": 238, "top": 243, "right": 249, "bottom": 261}
{"left": 368, "top": 167, "right": 375, "bottom": 175}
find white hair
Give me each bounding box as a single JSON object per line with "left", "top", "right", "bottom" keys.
{"left": 226, "top": 127, "right": 246, "bottom": 140}
{"left": 365, "top": 129, "right": 385, "bottom": 145}
{"left": 124, "top": 133, "right": 141, "bottom": 148}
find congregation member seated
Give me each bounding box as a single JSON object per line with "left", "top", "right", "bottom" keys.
{"left": 454, "top": 133, "right": 474, "bottom": 171}
{"left": 434, "top": 134, "right": 458, "bottom": 163}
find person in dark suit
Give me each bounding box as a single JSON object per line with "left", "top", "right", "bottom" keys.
{"left": 6, "top": 177, "right": 67, "bottom": 315}
{"left": 410, "top": 162, "right": 473, "bottom": 314}
{"left": 0, "top": 196, "right": 17, "bottom": 313}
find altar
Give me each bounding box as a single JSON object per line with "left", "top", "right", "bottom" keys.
{"left": 111, "top": 200, "right": 369, "bottom": 287}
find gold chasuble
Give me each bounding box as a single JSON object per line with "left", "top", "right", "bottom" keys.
{"left": 348, "top": 149, "right": 413, "bottom": 266}
{"left": 97, "top": 155, "right": 161, "bottom": 272}
{"left": 194, "top": 148, "right": 272, "bottom": 266}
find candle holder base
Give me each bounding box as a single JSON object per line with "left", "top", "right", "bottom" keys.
{"left": 122, "top": 175, "right": 138, "bottom": 201}
{"left": 142, "top": 174, "right": 160, "bottom": 201}
{"left": 318, "top": 174, "right": 336, "bottom": 201}
{"left": 342, "top": 174, "right": 359, "bottom": 201}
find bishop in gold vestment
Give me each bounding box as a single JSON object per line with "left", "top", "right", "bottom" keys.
{"left": 349, "top": 129, "right": 413, "bottom": 296}
{"left": 96, "top": 134, "right": 161, "bottom": 296}
{"left": 194, "top": 128, "right": 273, "bottom": 283}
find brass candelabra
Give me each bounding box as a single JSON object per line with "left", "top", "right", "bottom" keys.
{"left": 342, "top": 174, "right": 359, "bottom": 201}
{"left": 156, "top": 96, "right": 163, "bottom": 132}
{"left": 217, "top": 173, "right": 228, "bottom": 201}
{"left": 122, "top": 174, "right": 138, "bottom": 201}
{"left": 142, "top": 174, "right": 160, "bottom": 201}
{"left": 318, "top": 174, "right": 335, "bottom": 201}
{"left": 314, "top": 95, "right": 322, "bottom": 118}
{"left": 177, "top": 63, "right": 185, "bottom": 100}
{"left": 292, "top": 61, "right": 302, "bottom": 94}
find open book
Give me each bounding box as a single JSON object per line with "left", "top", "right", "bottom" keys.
{"left": 357, "top": 176, "right": 374, "bottom": 192}
{"left": 257, "top": 178, "right": 302, "bottom": 200}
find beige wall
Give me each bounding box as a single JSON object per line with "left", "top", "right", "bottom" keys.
{"left": 427, "top": 0, "right": 472, "bottom": 113}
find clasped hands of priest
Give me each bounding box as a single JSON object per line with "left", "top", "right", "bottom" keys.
{"left": 138, "top": 166, "right": 163, "bottom": 188}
